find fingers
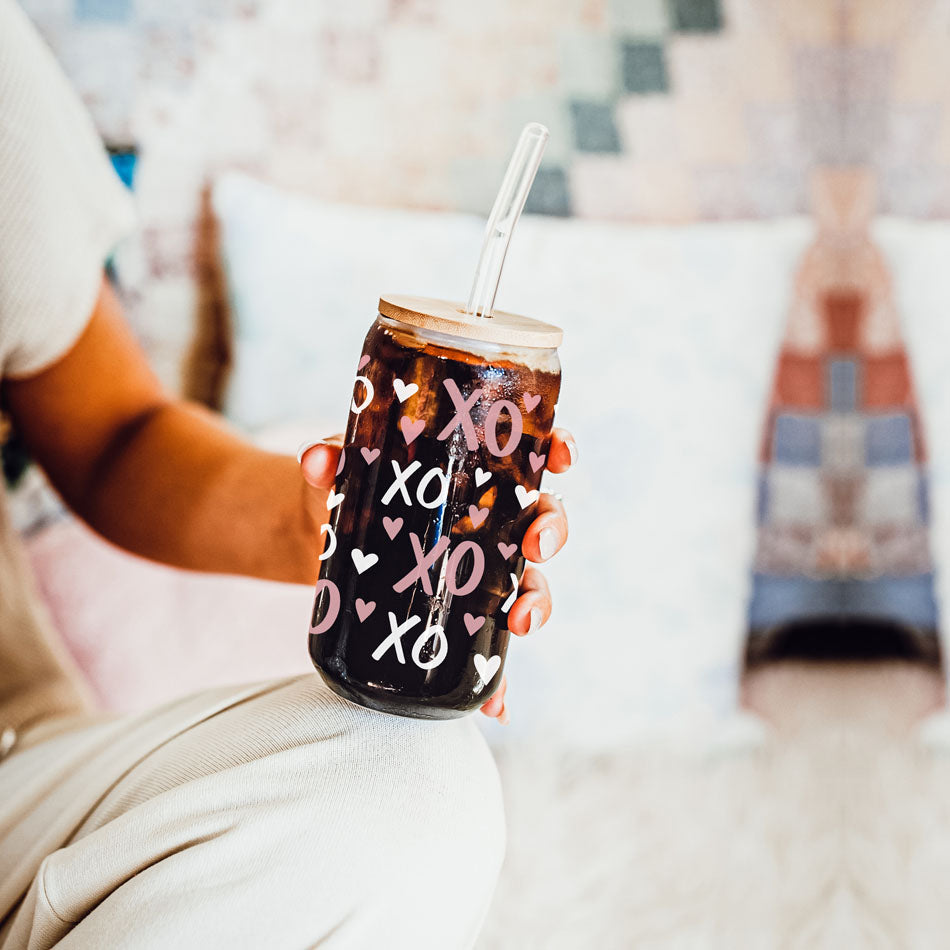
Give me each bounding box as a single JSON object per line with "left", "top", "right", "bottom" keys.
{"left": 546, "top": 428, "right": 577, "bottom": 474}
{"left": 297, "top": 435, "right": 344, "bottom": 491}
{"left": 479, "top": 675, "right": 509, "bottom": 724}
{"left": 480, "top": 567, "right": 553, "bottom": 724}
{"left": 522, "top": 492, "right": 568, "bottom": 563}
{"left": 520, "top": 429, "right": 574, "bottom": 561}
{"left": 507, "top": 565, "right": 551, "bottom": 636}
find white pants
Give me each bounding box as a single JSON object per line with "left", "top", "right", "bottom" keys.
{"left": 0, "top": 675, "right": 505, "bottom": 949}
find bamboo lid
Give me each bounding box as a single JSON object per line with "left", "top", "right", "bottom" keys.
{"left": 378, "top": 294, "right": 563, "bottom": 349}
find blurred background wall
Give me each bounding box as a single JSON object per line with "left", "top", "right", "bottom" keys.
{"left": 24, "top": 0, "right": 950, "bottom": 223}
{"left": 20, "top": 0, "right": 950, "bottom": 388}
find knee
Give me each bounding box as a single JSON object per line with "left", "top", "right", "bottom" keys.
{"left": 285, "top": 675, "right": 507, "bottom": 869}
{"left": 256, "top": 677, "right": 507, "bottom": 944}
{"left": 29, "top": 677, "right": 507, "bottom": 950}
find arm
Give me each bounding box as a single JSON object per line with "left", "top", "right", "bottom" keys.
{"left": 2, "top": 277, "right": 334, "bottom": 584}
{"left": 4, "top": 276, "right": 575, "bottom": 720}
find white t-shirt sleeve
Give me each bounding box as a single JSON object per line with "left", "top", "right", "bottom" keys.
{"left": 0, "top": 0, "right": 135, "bottom": 378}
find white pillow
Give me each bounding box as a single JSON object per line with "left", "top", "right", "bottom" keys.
{"left": 213, "top": 176, "right": 484, "bottom": 433}
{"left": 213, "top": 172, "right": 812, "bottom": 747}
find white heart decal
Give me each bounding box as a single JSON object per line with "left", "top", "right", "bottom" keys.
{"left": 351, "top": 549, "right": 379, "bottom": 574}
{"left": 474, "top": 653, "right": 501, "bottom": 685}
{"left": 326, "top": 490, "right": 345, "bottom": 511}
{"left": 393, "top": 378, "right": 419, "bottom": 403}
{"left": 515, "top": 485, "right": 540, "bottom": 509}
{"left": 475, "top": 467, "right": 492, "bottom": 487}
{"left": 501, "top": 572, "right": 518, "bottom": 613}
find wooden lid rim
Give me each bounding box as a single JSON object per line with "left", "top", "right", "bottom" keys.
{"left": 378, "top": 294, "right": 563, "bottom": 349}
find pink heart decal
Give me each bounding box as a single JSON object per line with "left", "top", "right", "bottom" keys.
{"left": 469, "top": 505, "right": 489, "bottom": 528}
{"left": 523, "top": 393, "right": 541, "bottom": 412}
{"left": 464, "top": 613, "right": 486, "bottom": 636}
{"left": 361, "top": 446, "right": 381, "bottom": 464}
{"left": 383, "top": 516, "right": 403, "bottom": 540}
{"left": 355, "top": 598, "right": 376, "bottom": 622}
{"left": 400, "top": 416, "right": 425, "bottom": 445}
{"left": 497, "top": 542, "right": 518, "bottom": 559}
{"left": 529, "top": 451, "right": 546, "bottom": 472}
{"left": 336, "top": 448, "right": 346, "bottom": 476}
{"left": 358, "top": 355, "right": 370, "bottom": 370}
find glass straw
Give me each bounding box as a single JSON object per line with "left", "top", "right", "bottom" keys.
{"left": 465, "top": 122, "right": 549, "bottom": 319}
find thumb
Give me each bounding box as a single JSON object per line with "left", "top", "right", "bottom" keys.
{"left": 297, "top": 437, "right": 344, "bottom": 491}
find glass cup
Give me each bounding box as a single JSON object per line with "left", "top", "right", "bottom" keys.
{"left": 309, "top": 295, "right": 563, "bottom": 718}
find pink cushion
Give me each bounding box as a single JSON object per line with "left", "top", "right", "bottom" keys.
{"left": 26, "top": 515, "right": 314, "bottom": 712}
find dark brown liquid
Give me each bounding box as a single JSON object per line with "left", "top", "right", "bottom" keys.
{"left": 309, "top": 318, "right": 561, "bottom": 718}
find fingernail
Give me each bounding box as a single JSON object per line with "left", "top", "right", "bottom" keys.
{"left": 296, "top": 440, "right": 326, "bottom": 464}
{"left": 528, "top": 607, "right": 543, "bottom": 635}
{"left": 498, "top": 704, "right": 510, "bottom": 726}
{"left": 538, "top": 527, "right": 558, "bottom": 561}
{"left": 566, "top": 439, "right": 578, "bottom": 467}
